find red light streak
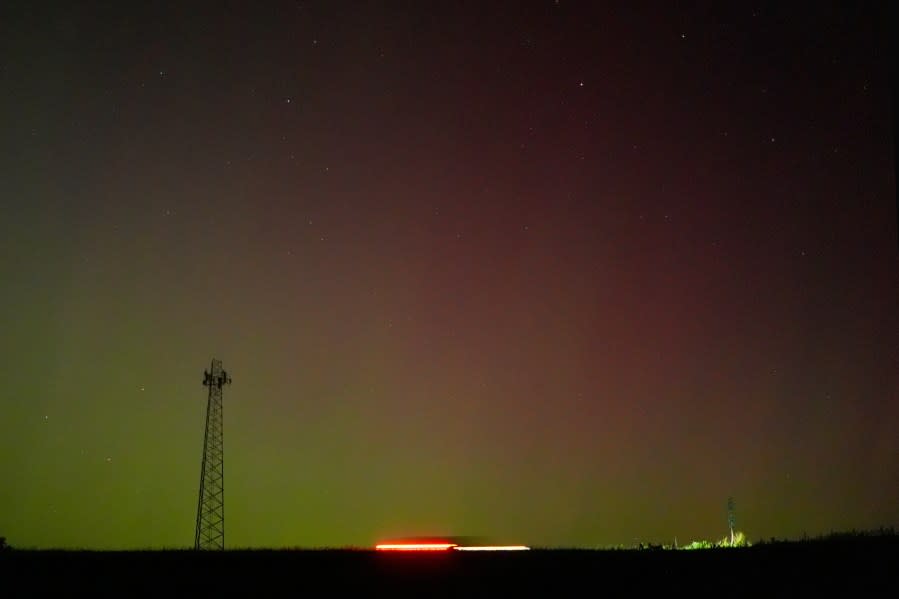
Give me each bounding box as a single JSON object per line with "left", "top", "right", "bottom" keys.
{"left": 375, "top": 543, "right": 457, "bottom": 551}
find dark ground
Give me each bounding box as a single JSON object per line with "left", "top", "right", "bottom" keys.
{"left": 1, "top": 536, "right": 896, "bottom": 597}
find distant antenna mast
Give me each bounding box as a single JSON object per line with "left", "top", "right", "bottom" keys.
{"left": 194, "top": 358, "right": 231, "bottom": 550}
{"left": 727, "top": 497, "right": 736, "bottom": 546}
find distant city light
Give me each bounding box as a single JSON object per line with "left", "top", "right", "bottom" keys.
{"left": 453, "top": 545, "right": 530, "bottom": 551}
{"left": 375, "top": 543, "right": 457, "bottom": 551}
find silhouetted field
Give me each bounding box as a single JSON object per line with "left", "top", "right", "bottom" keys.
{"left": 2, "top": 535, "right": 896, "bottom": 596}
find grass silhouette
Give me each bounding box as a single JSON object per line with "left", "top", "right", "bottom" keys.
{"left": 1, "top": 530, "right": 895, "bottom": 596}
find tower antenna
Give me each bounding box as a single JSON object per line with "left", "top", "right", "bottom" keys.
{"left": 194, "top": 358, "right": 231, "bottom": 550}
{"left": 727, "top": 496, "right": 736, "bottom": 546}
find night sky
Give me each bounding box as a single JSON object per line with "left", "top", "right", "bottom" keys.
{"left": 1, "top": 1, "right": 896, "bottom": 549}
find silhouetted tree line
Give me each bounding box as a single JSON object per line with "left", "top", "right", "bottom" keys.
{"left": 755, "top": 527, "right": 897, "bottom": 545}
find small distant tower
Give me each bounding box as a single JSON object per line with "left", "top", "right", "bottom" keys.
{"left": 194, "top": 358, "right": 231, "bottom": 550}
{"left": 727, "top": 497, "right": 736, "bottom": 546}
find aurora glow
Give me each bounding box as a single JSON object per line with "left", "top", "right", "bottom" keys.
{"left": 0, "top": 2, "right": 896, "bottom": 550}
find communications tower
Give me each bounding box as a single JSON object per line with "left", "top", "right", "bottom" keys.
{"left": 194, "top": 358, "right": 231, "bottom": 550}
{"left": 727, "top": 497, "right": 736, "bottom": 546}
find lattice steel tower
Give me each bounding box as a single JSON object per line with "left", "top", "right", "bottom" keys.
{"left": 194, "top": 358, "right": 231, "bottom": 550}
{"left": 727, "top": 496, "right": 736, "bottom": 546}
